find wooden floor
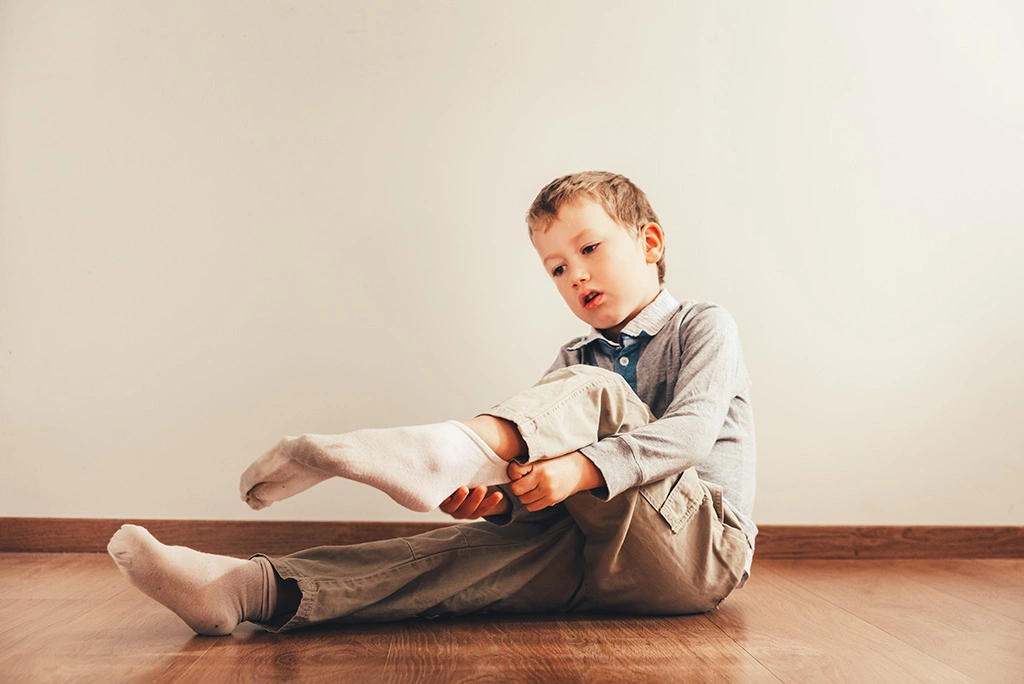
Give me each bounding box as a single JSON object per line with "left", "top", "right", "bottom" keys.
{"left": 1, "top": 554, "right": 1021, "bottom": 683}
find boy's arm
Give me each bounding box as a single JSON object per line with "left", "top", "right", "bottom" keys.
{"left": 580, "top": 306, "right": 747, "bottom": 500}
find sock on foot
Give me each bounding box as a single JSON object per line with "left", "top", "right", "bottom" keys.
{"left": 107, "top": 524, "right": 277, "bottom": 636}
{"left": 240, "top": 420, "right": 511, "bottom": 512}
{"left": 236, "top": 439, "right": 333, "bottom": 510}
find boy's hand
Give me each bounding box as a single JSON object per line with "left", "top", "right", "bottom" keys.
{"left": 440, "top": 486, "right": 510, "bottom": 519}
{"left": 508, "top": 451, "right": 604, "bottom": 512}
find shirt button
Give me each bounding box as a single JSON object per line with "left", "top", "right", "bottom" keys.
{"left": 619, "top": 357, "right": 629, "bottom": 367}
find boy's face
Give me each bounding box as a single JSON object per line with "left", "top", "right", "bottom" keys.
{"left": 533, "top": 200, "right": 663, "bottom": 341}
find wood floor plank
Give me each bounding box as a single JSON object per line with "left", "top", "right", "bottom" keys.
{"left": 561, "top": 613, "right": 780, "bottom": 682}
{"left": 185, "top": 612, "right": 780, "bottom": 683}
{"left": 186, "top": 622, "right": 399, "bottom": 683}
{"left": 766, "top": 560, "right": 1024, "bottom": 683}
{"left": 0, "top": 552, "right": 127, "bottom": 601}
{"left": 2, "top": 589, "right": 213, "bottom": 651}
{"left": 0, "top": 598, "right": 107, "bottom": 657}
{"left": 1, "top": 652, "right": 208, "bottom": 684}
{"left": 0, "top": 558, "right": 215, "bottom": 684}
{"left": 0, "top": 554, "right": 73, "bottom": 597}
{"left": 708, "top": 560, "right": 975, "bottom": 683}
{"left": 0, "top": 554, "right": 124, "bottom": 655}
{"left": 188, "top": 615, "right": 574, "bottom": 683}
{"left": 898, "top": 559, "right": 1024, "bottom": 623}
{"left": 382, "top": 615, "right": 574, "bottom": 682}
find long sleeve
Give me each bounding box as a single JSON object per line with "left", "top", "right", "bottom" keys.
{"left": 579, "top": 306, "right": 748, "bottom": 500}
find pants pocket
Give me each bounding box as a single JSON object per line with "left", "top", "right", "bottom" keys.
{"left": 639, "top": 468, "right": 705, "bottom": 533}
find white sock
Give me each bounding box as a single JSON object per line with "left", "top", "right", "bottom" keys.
{"left": 240, "top": 420, "right": 510, "bottom": 512}
{"left": 107, "top": 524, "right": 276, "bottom": 636}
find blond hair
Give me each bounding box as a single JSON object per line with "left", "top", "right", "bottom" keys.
{"left": 526, "top": 171, "right": 666, "bottom": 283}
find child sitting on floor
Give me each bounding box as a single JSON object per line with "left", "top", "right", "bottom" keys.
{"left": 108, "top": 171, "right": 756, "bottom": 635}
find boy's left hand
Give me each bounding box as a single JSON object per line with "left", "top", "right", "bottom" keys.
{"left": 508, "top": 451, "right": 604, "bottom": 512}
{"left": 440, "top": 486, "right": 509, "bottom": 519}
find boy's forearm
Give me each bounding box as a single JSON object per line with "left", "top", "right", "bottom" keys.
{"left": 580, "top": 411, "right": 722, "bottom": 499}
{"left": 573, "top": 450, "right": 606, "bottom": 492}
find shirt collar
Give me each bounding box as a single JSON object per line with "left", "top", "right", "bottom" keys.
{"left": 567, "top": 290, "right": 680, "bottom": 351}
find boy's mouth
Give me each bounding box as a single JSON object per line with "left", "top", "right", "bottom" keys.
{"left": 580, "top": 291, "right": 603, "bottom": 309}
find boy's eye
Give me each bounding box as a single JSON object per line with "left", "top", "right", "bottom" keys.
{"left": 551, "top": 265, "right": 565, "bottom": 277}
{"left": 582, "top": 243, "right": 598, "bottom": 255}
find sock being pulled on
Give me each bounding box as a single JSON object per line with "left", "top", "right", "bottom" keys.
{"left": 240, "top": 420, "right": 511, "bottom": 512}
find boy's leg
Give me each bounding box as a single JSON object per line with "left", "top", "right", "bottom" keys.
{"left": 238, "top": 369, "right": 604, "bottom": 513}
{"left": 484, "top": 365, "right": 750, "bottom": 614}
{"left": 257, "top": 513, "right": 585, "bottom": 631}
{"left": 109, "top": 514, "right": 585, "bottom": 634}
{"left": 240, "top": 419, "right": 515, "bottom": 513}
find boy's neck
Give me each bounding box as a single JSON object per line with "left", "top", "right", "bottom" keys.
{"left": 598, "top": 289, "right": 664, "bottom": 343}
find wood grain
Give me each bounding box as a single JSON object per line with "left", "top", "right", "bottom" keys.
{"left": 708, "top": 562, "right": 972, "bottom": 683}
{"left": 4, "top": 554, "right": 1023, "bottom": 682}
{"left": 765, "top": 559, "right": 1024, "bottom": 682}
{"left": 909, "top": 558, "right": 1024, "bottom": 622}
{"left": 0, "top": 555, "right": 211, "bottom": 684}
{"left": 3, "top": 518, "right": 1023, "bottom": 558}
{"left": 560, "top": 613, "right": 777, "bottom": 682}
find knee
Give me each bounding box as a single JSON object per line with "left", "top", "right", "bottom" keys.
{"left": 539, "top": 365, "right": 643, "bottom": 408}
{"left": 539, "top": 364, "right": 622, "bottom": 386}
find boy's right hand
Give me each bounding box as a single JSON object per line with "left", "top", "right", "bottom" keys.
{"left": 440, "top": 486, "right": 510, "bottom": 519}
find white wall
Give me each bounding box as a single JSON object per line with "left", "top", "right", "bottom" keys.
{"left": 2, "top": 1, "right": 1021, "bottom": 525}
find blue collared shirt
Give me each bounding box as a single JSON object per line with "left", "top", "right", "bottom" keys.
{"left": 565, "top": 290, "right": 682, "bottom": 394}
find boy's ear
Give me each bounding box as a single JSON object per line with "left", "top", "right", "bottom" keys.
{"left": 640, "top": 223, "right": 664, "bottom": 264}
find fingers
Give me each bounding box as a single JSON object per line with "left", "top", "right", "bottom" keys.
{"left": 458, "top": 486, "right": 489, "bottom": 515}
{"left": 440, "top": 486, "right": 505, "bottom": 519}
{"left": 508, "top": 474, "right": 550, "bottom": 511}
{"left": 439, "top": 486, "right": 471, "bottom": 514}
{"left": 507, "top": 462, "right": 545, "bottom": 510}
{"left": 513, "top": 484, "right": 552, "bottom": 512}
{"left": 478, "top": 490, "right": 506, "bottom": 515}
{"left": 508, "top": 468, "right": 538, "bottom": 497}
{"left": 517, "top": 488, "right": 549, "bottom": 510}
{"left": 507, "top": 460, "right": 533, "bottom": 481}
{"left": 506, "top": 463, "right": 565, "bottom": 512}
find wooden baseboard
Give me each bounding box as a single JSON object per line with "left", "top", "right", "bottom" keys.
{"left": 752, "top": 525, "right": 1024, "bottom": 559}
{"left": 1, "top": 518, "right": 1022, "bottom": 559}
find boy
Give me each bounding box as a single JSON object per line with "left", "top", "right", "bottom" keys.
{"left": 107, "top": 171, "right": 756, "bottom": 635}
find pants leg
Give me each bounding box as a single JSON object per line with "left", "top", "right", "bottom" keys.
{"left": 259, "top": 512, "right": 584, "bottom": 631}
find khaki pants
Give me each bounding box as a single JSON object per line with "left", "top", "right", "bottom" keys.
{"left": 259, "top": 366, "right": 749, "bottom": 631}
